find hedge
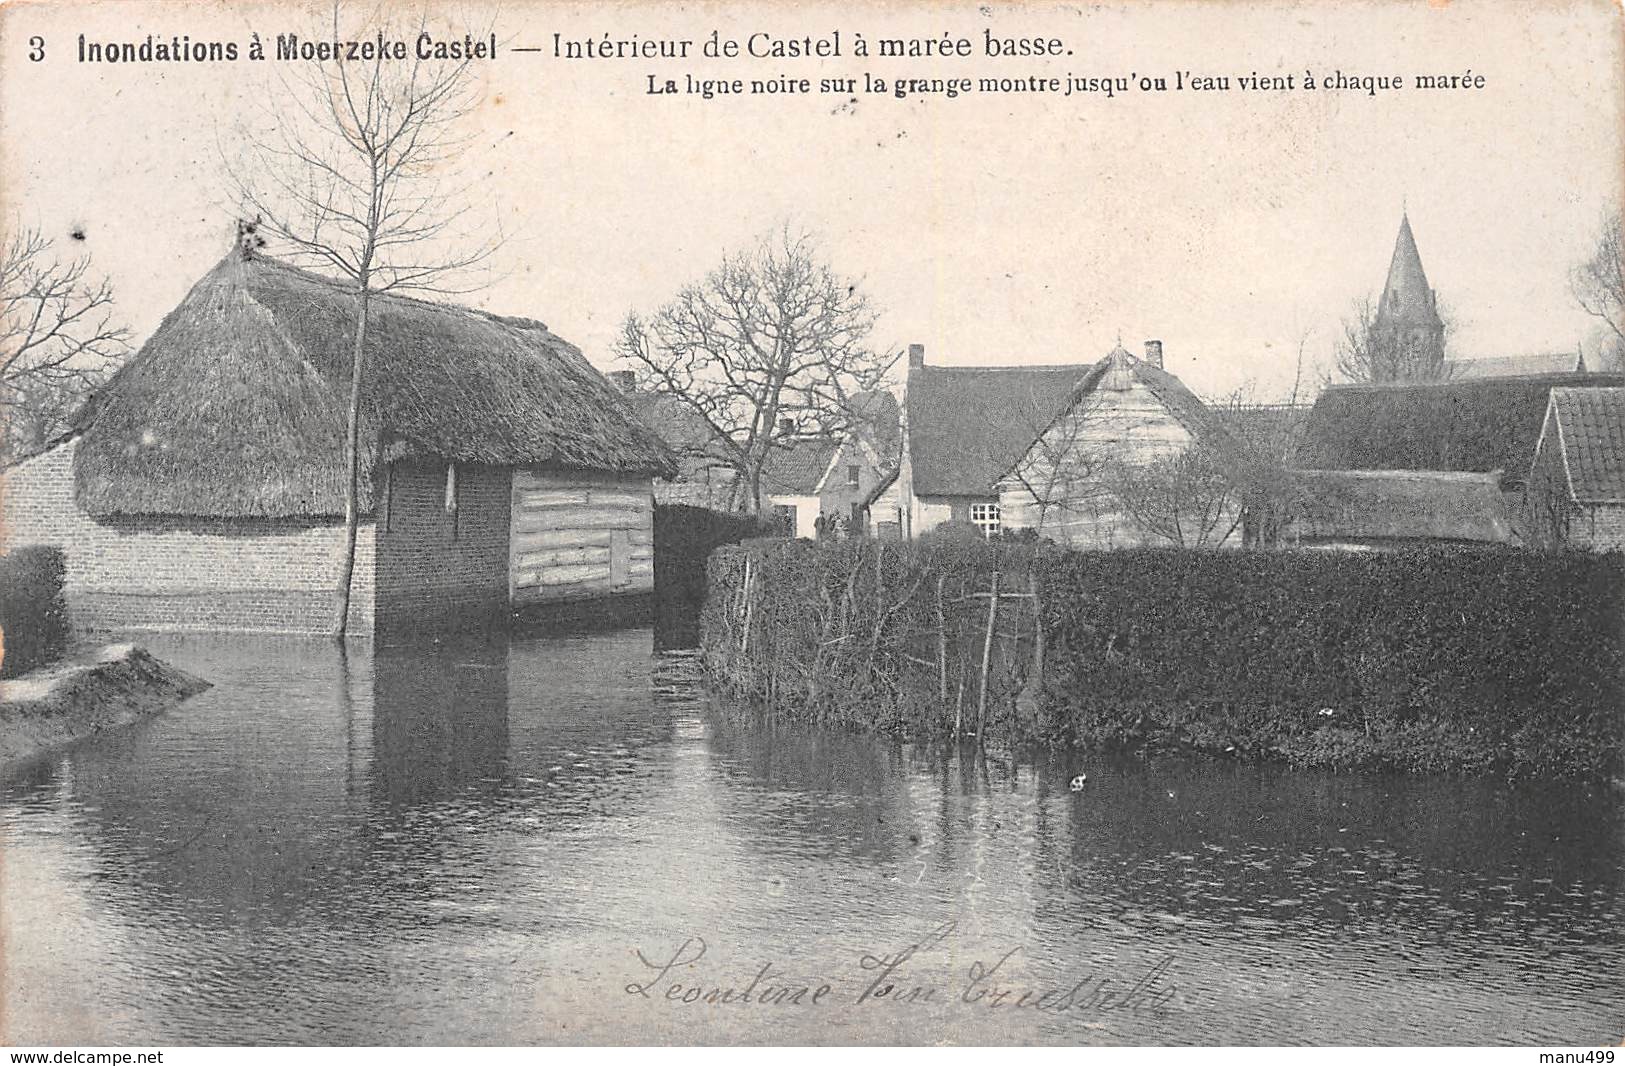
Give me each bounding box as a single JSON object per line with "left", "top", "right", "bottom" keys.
{"left": 1, "top": 545, "right": 71, "bottom": 678}
{"left": 700, "top": 538, "right": 1625, "bottom": 778}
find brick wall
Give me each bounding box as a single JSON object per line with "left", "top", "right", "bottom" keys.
{"left": 373, "top": 458, "right": 511, "bottom": 638}
{"left": 1574, "top": 503, "right": 1625, "bottom": 550}
{"left": 0, "top": 438, "right": 375, "bottom": 634}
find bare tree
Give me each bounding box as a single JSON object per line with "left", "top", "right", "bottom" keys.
{"left": 224, "top": 2, "right": 501, "bottom": 637}
{"left": 1334, "top": 294, "right": 1454, "bottom": 384}
{"left": 616, "top": 228, "right": 894, "bottom": 514}
{"left": 997, "top": 384, "right": 1113, "bottom": 540}
{"left": 0, "top": 227, "right": 128, "bottom": 461}
{"left": 1572, "top": 208, "right": 1624, "bottom": 357}
{"left": 1211, "top": 332, "right": 1314, "bottom": 547}
{"left": 1104, "top": 445, "right": 1245, "bottom": 549}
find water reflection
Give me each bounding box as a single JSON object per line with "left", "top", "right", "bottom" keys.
{"left": 370, "top": 643, "right": 511, "bottom": 807}
{"left": 1, "top": 628, "right": 1620, "bottom": 1046}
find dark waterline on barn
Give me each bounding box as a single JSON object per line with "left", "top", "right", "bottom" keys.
{"left": 2, "top": 627, "right": 1620, "bottom": 1045}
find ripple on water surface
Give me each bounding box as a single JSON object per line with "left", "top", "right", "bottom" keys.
{"left": 1, "top": 630, "right": 1620, "bottom": 1045}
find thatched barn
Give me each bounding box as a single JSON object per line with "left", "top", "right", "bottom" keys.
{"left": 1299, "top": 372, "right": 1625, "bottom": 496}
{"left": 1, "top": 245, "right": 674, "bottom": 637}
{"left": 1283, "top": 469, "right": 1517, "bottom": 549}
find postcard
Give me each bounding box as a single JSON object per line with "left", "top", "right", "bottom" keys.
{"left": 1, "top": 0, "right": 1621, "bottom": 1050}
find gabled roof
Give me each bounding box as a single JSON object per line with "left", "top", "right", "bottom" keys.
{"left": 627, "top": 388, "right": 899, "bottom": 475}
{"left": 1299, "top": 372, "right": 1625, "bottom": 487}
{"left": 905, "top": 362, "right": 1095, "bottom": 497}
{"left": 1291, "top": 469, "right": 1516, "bottom": 545}
{"left": 1445, "top": 353, "right": 1584, "bottom": 379}
{"left": 760, "top": 439, "right": 840, "bottom": 496}
{"left": 627, "top": 392, "right": 724, "bottom": 457}
{"left": 851, "top": 390, "right": 902, "bottom": 459}
{"left": 1547, "top": 387, "right": 1625, "bottom": 504}
{"left": 72, "top": 250, "right": 674, "bottom": 518}
{"left": 906, "top": 346, "right": 1225, "bottom": 498}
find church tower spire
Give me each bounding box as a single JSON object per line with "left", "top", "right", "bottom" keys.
{"left": 1370, "top": 212, "right": 1445, "bottom": 377}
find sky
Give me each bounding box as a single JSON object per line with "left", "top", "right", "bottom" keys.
{"left": 2, "top": 0, "right": 1621, "bottom": 402}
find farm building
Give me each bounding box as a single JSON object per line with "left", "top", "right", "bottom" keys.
{"left": 894, "top": 341, "right": 1239, "bottom": 547}
{"left": 618, "top": 377, "right": 740, "bottom": 511}
{"left": 895, "top": 345, "right": 1093, "bottom": 538}
{"left": 1444, "top": 350, "right": 1601, "bottom": 379}
{"left": 1, "top": 243, "right": 674, "bottom": 638}
{"left": 1282, "top": 469, "right": 1517, "bottom": 549}
{"left": 1298, "top": 372, "right": 1625, "bottom": 503}
{"left": 759, "top": 440, "right": 840, "bottom": 538}
{"left": 619, "top": 373, "right": 900, "bottom": 536}
{"left": 1524, "top": 386, "right": 1625, "bottom": 549}
{"left": 762, "top": 391, "right": 900, "bottom": 538}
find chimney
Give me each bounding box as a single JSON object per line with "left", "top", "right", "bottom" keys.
{"left": 1143, "top": 340, "right": 1163, "bottom": 369}
{"left": 907, "top": 343, "right": 926, "bottom": 369}
{"left": 779, "top": 417, "right": 796, "bottom": 436}
{"left": 608, "top": 369, "right": 636, "bottom": 392}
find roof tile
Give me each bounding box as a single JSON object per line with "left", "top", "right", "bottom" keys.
{"left": 1553, "top": 386, "right": 1625, "bottom": 503}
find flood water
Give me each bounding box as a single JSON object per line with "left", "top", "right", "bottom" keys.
{"left": 2, "top": 628, "right": 1621, "bottom": 1046}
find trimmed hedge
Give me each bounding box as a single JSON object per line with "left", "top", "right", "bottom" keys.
{"left": 701, "top": 538, "right": 1625, "bottom": 778}
{"left": 1, "top": 545, "right": 71, "bottom": 678}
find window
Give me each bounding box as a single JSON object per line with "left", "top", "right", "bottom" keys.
{"left": 846, "top": 464, "right": 861, "bottom": 487}
{"left": 971, "top": 502, "right": 1001, "bottom": 538}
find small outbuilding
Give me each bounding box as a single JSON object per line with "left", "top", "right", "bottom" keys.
{"left": 1283, "top": 469, "right": 1517, "bottom": 549}
{"left": 1524, "top": 386, "right": 1625, "bottom": 549}
{"left": 1, "top": 244, "right": 675, "bottom": 637}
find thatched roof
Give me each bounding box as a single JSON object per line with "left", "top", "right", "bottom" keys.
{"left": 906, "top": 362, "right": 1094, "bottom": 497}
{"left": 1218, "top": 403, "right": 1312, "bottom": 465}
{"left": 628, "top": 392, "right": 723, "bottom": 458}
{"left": 73, "top": 250, "right": 674, "bottom": 518}
{"left": 907, "top": 346, "right": 1226, "bottom": 497}
{"left": 1444, "top": 352, "right": 1584, "bottom": 379}
{"left": 1290, "top": 469, "right": 1516, "bottom": 545}
{"left": 1299, "top": 373, "right": 1625, "bottom": 490}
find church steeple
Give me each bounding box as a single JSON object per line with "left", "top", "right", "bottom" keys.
{"left": 1371, "top": 212, "right": 1445, "bottom": 375}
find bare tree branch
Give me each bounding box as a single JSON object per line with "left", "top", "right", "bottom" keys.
{"left": 218, "top": 0, "right": 503, "bottom": 636}
{"left": 616, "top": 226, "right": 896, "bottom": 514}
{"left": 0, "top": 225, "right": 129, "bottom": 461}
{"left": 1572, "top": 208, "right": 1625, "bottom": 354}
{"left": 1334, "top": 294, "right": 1454, "bottom": 384}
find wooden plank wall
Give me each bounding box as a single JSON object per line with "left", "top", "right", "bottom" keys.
{"left": 1000, "top": 379, "right": 1241, "bottom": 548}
{"left": 509, "top": 471, "right": 654, "bottom": 604}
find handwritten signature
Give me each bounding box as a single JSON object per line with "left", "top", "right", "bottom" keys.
{"left": 625, "top": 921, "right": 1176, "bottom": 1019}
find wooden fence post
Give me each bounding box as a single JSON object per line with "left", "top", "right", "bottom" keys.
{"left": 935, "top": 574, "right": 949, "bottom": 709}
{"left": 740, "top": 555, "right": 754, "bottom": 656}
{"left": 977, "top": 570, "right": 1000, "bottom": 739}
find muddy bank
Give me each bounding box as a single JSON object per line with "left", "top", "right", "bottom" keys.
{"left": 0, "top": 644, "right": 210, "bottom": 767}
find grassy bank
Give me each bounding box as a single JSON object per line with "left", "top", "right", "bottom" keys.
{"left": 0, "top": 644, "right": 211, "bottom": 766}
{"left": 700, "top": 537, "right": 1624, "bottom": 779}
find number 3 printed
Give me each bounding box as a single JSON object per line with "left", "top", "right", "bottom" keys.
{"left": 29, "top": 35, "right": 45, "bottom": 61}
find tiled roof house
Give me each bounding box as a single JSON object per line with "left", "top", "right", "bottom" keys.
{"left": 1525, "top": 386, "right": 1625, "bottom": 548}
